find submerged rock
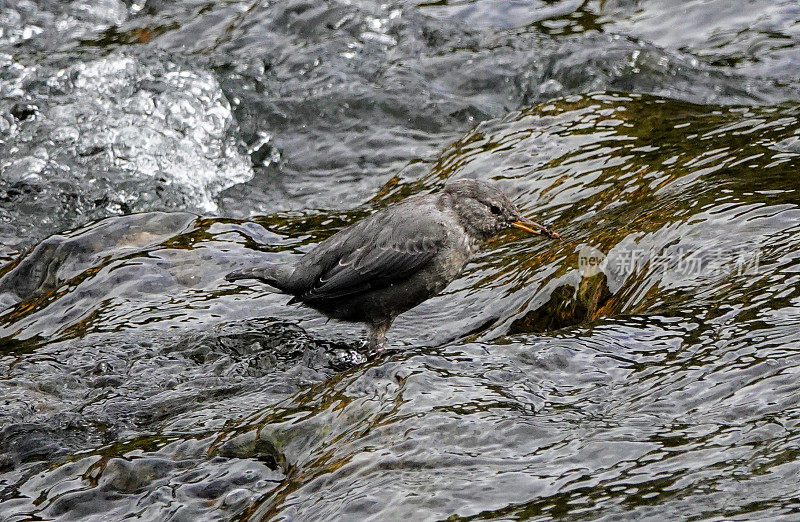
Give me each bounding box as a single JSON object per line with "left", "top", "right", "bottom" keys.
{"left": 0, "top": 212, "right": 197, "bottom": 309}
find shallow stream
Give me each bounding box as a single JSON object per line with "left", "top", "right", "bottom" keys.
{"left": 1, "top": 1, "right": 799, "bottom": 520}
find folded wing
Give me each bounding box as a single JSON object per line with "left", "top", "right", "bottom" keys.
{"left": 291, "top": 201, "right": 447, "bottom": 303}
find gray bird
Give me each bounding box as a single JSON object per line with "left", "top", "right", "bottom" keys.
{"left": 226, "top": 179, "right": 559, "bottom": 352}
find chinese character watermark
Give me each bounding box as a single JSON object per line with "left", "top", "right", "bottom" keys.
{"left": 578, "top": 244, "right": 761, "bottom": 279}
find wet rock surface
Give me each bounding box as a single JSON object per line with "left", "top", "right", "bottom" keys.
{"left": 1, "top": 1, "right": 800, "bottom": 520}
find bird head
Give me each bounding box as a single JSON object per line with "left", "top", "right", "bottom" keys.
{"left": 442, "top": 179, "right": 560, "bottom": 242}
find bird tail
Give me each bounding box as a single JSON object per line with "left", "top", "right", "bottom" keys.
{"left": 225, "top": 263, "right": 295, "bottom": 293}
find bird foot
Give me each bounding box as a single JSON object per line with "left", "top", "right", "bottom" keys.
{"left": 364, "top": 322, "right": 390, "bottom": 360}
{"left": 362, "top": 340, "right": 385, "bottom": 360}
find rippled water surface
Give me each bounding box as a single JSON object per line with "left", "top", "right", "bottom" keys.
{"left": 1, "top": 1, "right": 800, "bottom": 520}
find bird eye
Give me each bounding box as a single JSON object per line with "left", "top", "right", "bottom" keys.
{"left": 490, "top": 204, "right": 502, "bottom": 215}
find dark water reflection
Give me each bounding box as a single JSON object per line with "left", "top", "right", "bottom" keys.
{"left": 3, "top": 0, "right": 800, "bottom": 520}
{"left": 1, "top": 92, "right": 799, "bottom": 519}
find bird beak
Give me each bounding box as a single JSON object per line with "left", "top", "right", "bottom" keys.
{"left": 511, "top": 218, "right": 561, "bottom": 240}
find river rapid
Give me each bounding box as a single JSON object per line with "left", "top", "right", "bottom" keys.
{"left": 1, "top": 1, "right": 800, "bottom": 520}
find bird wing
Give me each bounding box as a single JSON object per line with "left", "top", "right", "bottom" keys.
{"left": 292, "top": 200, "right": 448, "bottom": 302}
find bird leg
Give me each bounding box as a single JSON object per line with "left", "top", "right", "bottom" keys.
{"left": 366, "top": 320, "right": 391, "bottom": 355}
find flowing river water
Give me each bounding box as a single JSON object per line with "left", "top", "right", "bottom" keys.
{"left": 1, "top": 1, "right": 800, "bottom": 520}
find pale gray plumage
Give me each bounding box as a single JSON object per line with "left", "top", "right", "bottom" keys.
{"left": 226, "top": 179, "right": 558, "bottom": 352}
